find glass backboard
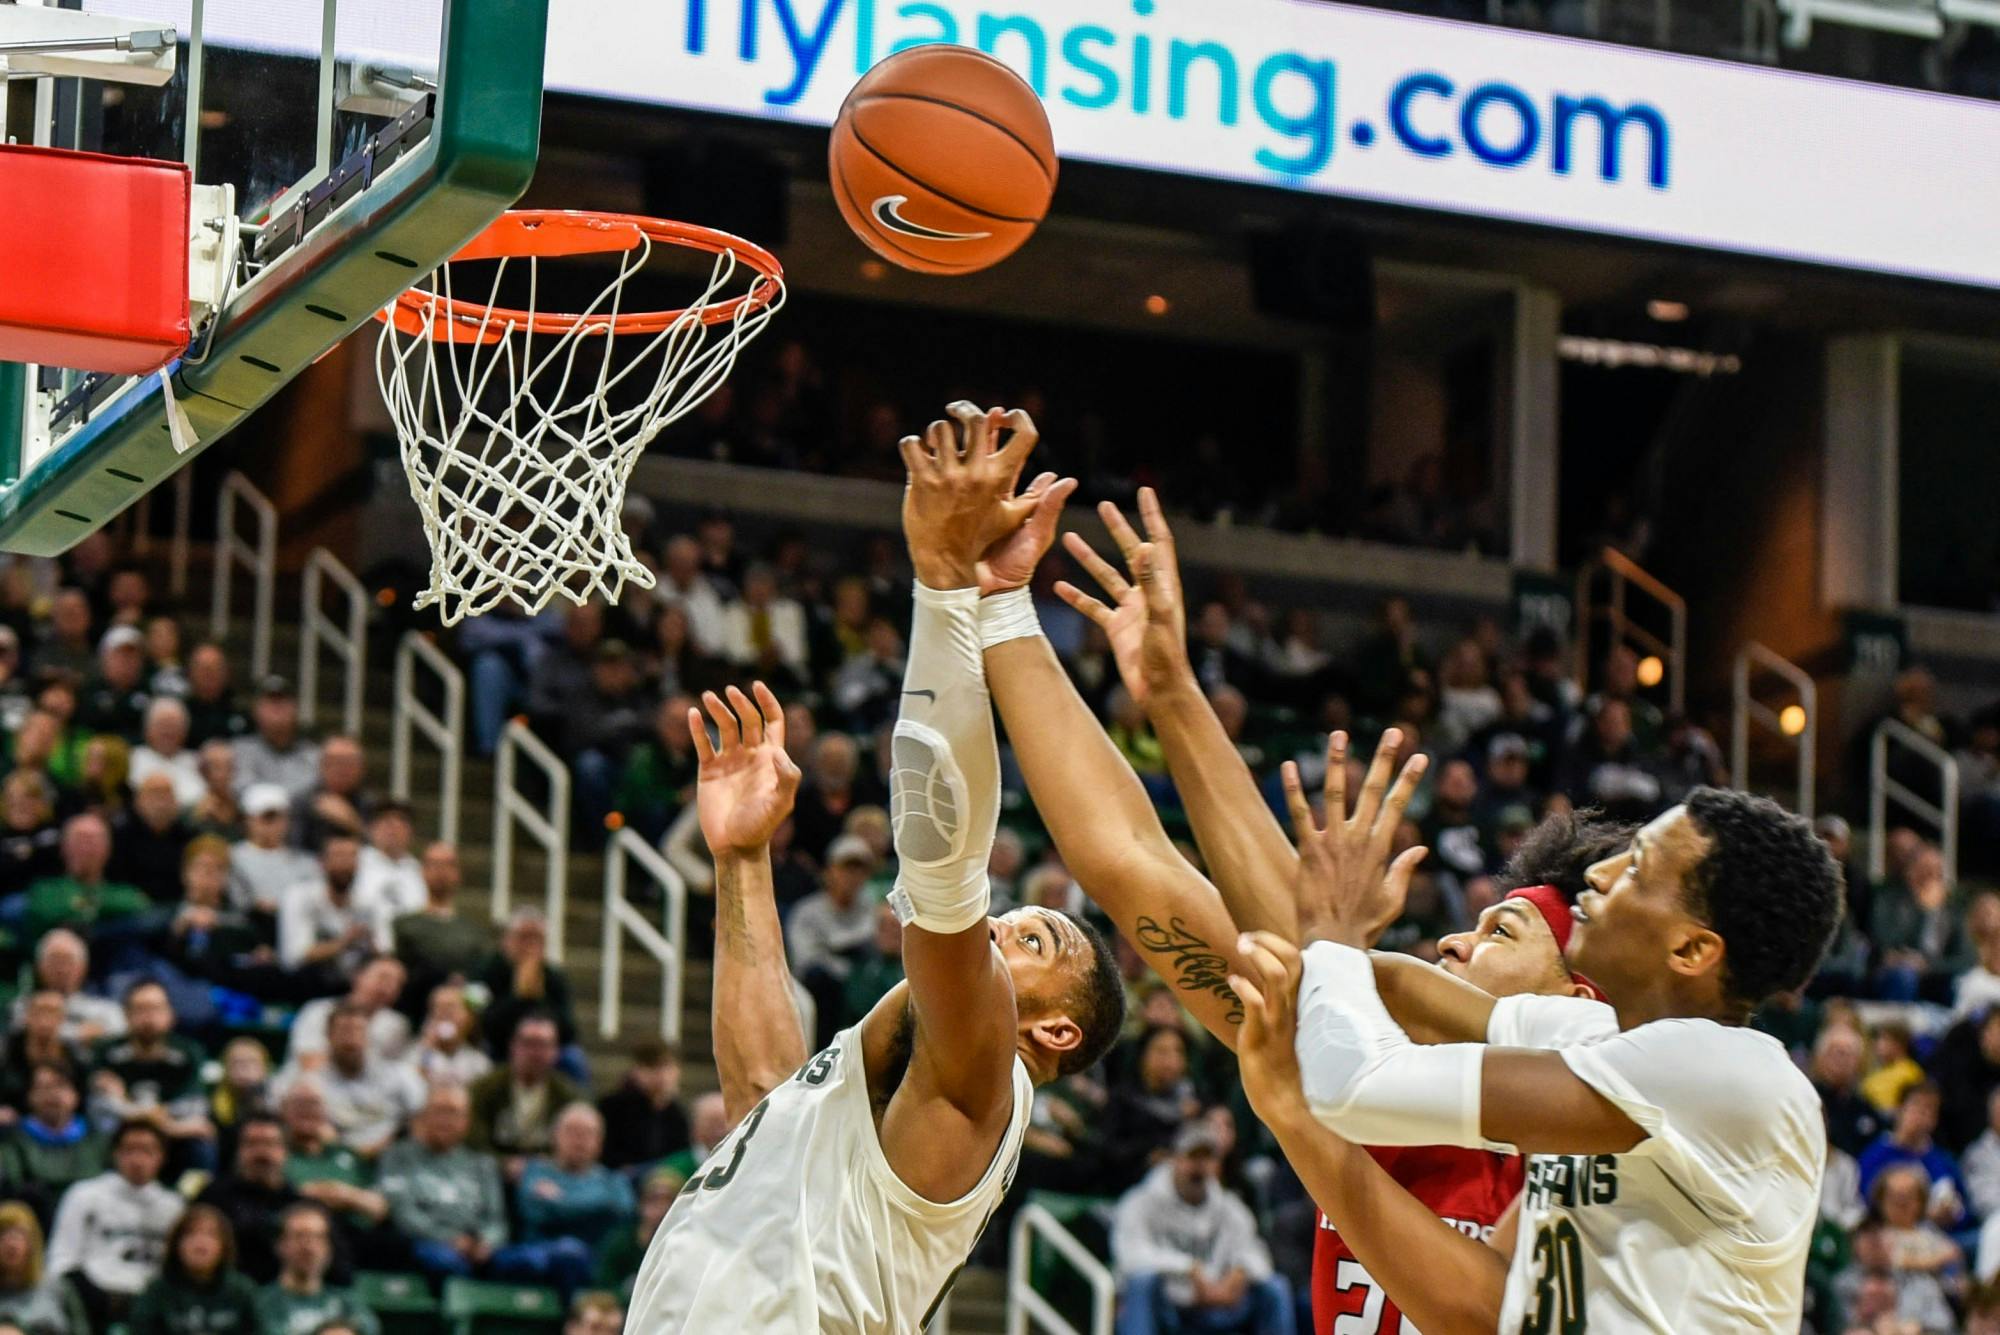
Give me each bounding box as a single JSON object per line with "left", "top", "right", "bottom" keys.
{"left": 0, "top": 0, "right": 539, "bottom": 554}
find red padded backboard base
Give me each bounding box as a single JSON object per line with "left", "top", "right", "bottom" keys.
{"left": 0, "top": 145, "right": 191, "bottom": 376}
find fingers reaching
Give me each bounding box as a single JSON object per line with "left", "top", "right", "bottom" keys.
{"left": 1353, "top": 727, "right": 1401, "bottom": 836}
{"left": 924, "top": 418, "right": 956, "bottom": 468}
{"left": 946, "top": 401, "right": 990, "bottom": 458}
{"left": 1324, "top": 731, "right": 1349, "bottom": 822}
{"left": 1230, "top": 972, "right": 1269, "bottom": 1045}
{"left": 1053, "top": 580, "right": 1114, "bottom": 629}
{"left": 1281, "top": 761, "right": 1318, "bottom": 842}
{"left": 753, "top": 681, "right": 785, "bottom": 749}
{"left": 1374, "top": 750, "right": 1431, "bottom": 855}
{"left": 702, "top": 691, "right": 740, "bottom": 751}
{"left": 1099, "top": 500, "right": 1145, "bottom": 567}
{"left": 688, "top": 707, "right": 715, "bottom": 764}
{"left": 897, "top": 434, "right": 936, "bottom": 481}
{"left": 1063, "top": 531, "right": 1132, "bottom": 602}
{"left": 1001, "top": 408, "right": 1040, "bottom": 455}
{"left": 726, "top": 685, "right": 761, "bottom": 748}
{"left": 1022, "top": 476, "right": 1078, "bottom": 547}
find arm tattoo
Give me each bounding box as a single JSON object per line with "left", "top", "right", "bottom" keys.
{"left": 1134, "top": 915, "right": 1243, "bottom": 1025}
{"left": 715, "top": 857, "right": 755, "bottom": 965}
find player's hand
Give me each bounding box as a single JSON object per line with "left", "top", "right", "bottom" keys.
{"left": 899, "top": 403, "right": 1058, "bottom": 590}
{"left": 691, "top": 683, "right": 801, "bottom": 857}
{"left": 977, "top": 469, "right": 1076, "bottom": 596}
{"left": 1284, "top": 730, "right": 1428, "bottom": 947}
{"left": 1228, "top": 930, "right": 1310, "bottom": 1126}
{"left": 1054, "top": 487, "right": 1191, "bottom": 711}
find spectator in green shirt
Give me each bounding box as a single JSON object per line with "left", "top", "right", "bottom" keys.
{"left": 127, "top": 1205, "right": 260, "bottom": 1335}
{"left": 255, "top": 1204, "right": 378, "bottom": 1335}
{"left": 611, "top": 696, "right": 699, "bottom": 841}
{"left": 376, "top": 1085, "right": 507, "bottom": 1284}
{"left": 0, "top": 1063, "right": 107, "bottom": 1227}
{"left": 389, "top": 844, "right": 495, "bottom": 1011}
{"left": 592, "top": 1167, "right": 682, "bottom": 1303}
{"left": 23, "top": 812, "right": 150, "bottom": 950}
{"left": 274, "top": 1084, "right": 397, "bottom": 1274}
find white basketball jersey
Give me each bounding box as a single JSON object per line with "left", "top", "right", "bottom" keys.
{"left": 628, "top": 1022, "right": 1033, "bottom": 1333}
{"left": 1487, "top": 996, "right": 1825, "bottom": 1333}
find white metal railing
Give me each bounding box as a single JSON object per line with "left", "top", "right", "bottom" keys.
{"left": 1730, "top": 641, "right": 1817, "bottom": 817}
{"left": 494, "top": 717, "right": 571, "bottom": 962}
{"left": 390, "top": 631, "right": 464, "bottom": 847}
{"left": 1574, "top": 546, "right": 1687, "bottom": 716}
{"left": 300, "top": 547, "right": 369, "bottom": 739}
{"left": 130, "top": 467, "right": 194, "bottom": 599}
{"left": 600, "top": 824, "right": 688, "bottom": 1047}
{"left": 210, "top": 470, "right": 276, "bottom": 681}
{"left": 1006, "top": 1203, "right": 1115, "bottom": 1335}
{"left": 1870, "top": 718, "right": 1961, "bottom": 885}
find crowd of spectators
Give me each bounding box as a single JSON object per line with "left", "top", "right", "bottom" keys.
{"left": 14, "top": 500, "right": 2000, "bottom": 1335}
{"left": 0, "top": 533, "right": 695, "bottom": 1335}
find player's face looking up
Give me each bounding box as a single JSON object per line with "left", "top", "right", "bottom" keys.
{"left": 1570, "top": 805, "right": 1717, "bottom": 998}
{"left": 988, "top": 907, "right": 1087, "bottom": 1067}
{"left": 1437, "top": 899, "right": 1572, "bottom": 996}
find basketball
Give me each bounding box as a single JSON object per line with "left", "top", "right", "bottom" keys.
{"left": 829, "top": 45, "right": 1057, "bottom": 275}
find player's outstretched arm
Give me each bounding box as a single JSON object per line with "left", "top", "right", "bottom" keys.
{"left": 691, "top": 683, "right": 809, "bottom": 1124}
{"left": 1282, "top": 765, "right": 1643, "bottom": 1152}
{"left": 1054, "top": 489, "right": 1304, "bottom": 942}
{"left": 977, "top": 499, "right": 1253, "bottom": 1050}
{"left": 878, "top": 404, "right": 1061, "bottom": 1198}
{"left": 1231, "top": 936, "right": 1514, "bottom": 1335}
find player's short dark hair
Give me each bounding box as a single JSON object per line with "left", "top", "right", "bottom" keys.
{"left": 1679, "top": 787, "right": 1842, "bottom": 1008}
{"left": 1493, "top": 808, "right": 1638, "bottom": 905}
{"left": 1056, "top": 913, "right": 1127, "bottom": 1078}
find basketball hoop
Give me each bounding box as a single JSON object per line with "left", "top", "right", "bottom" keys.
{"left": 374, "top": 209, "right": 785, "bottom": 626}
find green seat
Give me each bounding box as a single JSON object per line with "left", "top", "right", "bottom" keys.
{"left": 442, "top": 1279, "right": 564, "bottom": 1335}
{"left": 354, "top": 1270, "right": 441, "bottom": 1335}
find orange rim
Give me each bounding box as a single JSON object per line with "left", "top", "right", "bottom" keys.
{"left": 378, "top": 209, "right": 785, "bottom": 344}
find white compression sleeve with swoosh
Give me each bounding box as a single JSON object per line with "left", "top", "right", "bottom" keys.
{"left": 886, "top": 583, "right": 1000, "bottom": 935}
{"left": 1293, "top": 941, "right": 1514, "bottom": 1152}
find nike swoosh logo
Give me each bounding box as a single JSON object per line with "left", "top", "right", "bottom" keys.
{"left": 903, "top": 689, "right": 937, "bottom": 704}
{"left": 871, "top": 195, "right": 992, "bottom": 243}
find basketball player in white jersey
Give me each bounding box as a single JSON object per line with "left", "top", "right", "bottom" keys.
{"left": 1223, "top": 749, "right": 1843, "bottom": 1333}
{"left": 627, "top": 413, "right": 1126, "bottom": 1333}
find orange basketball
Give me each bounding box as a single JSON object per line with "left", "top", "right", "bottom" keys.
{"left": 829, "top": 45, "right": 1057, "bottom": 275}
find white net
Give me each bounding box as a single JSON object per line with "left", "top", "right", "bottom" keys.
{"left": 375, "top": 224, "right": 783, "bottom": 626}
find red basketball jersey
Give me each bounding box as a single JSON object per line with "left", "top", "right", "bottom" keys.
{"left": 1310, "top": 1144, "right": 1523, "bottom": 1335}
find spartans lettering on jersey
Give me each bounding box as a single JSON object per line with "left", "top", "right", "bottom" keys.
{"left": 1523, "top": 1155, "right": 1620, "bottom": 1210}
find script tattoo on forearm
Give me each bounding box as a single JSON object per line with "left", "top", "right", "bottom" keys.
{"left": 1134, "top": 915, "right": 1243, "bottom": 1025}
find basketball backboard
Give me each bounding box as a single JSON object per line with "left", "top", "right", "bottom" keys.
{"left": 0, "top": 0, "right": 550, "bottom": 554}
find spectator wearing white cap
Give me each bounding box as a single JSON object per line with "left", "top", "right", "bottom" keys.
{"left": 229, "top": 784, "right": 318, "bottom": 921}
{"left": 233, "top": 677, "right": 321, "bottom": 808}
{"left": 78, "top": 624, "right": 152, "bottom": 743}
{"left": 129, "top": 697, "right": 207, "bottom": 811}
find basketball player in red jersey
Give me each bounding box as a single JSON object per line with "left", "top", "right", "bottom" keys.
{"left": 1051, "top": 488, "right": 1625, "bottom": 1334}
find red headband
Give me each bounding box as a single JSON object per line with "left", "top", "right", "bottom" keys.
{"left": 1504, "top": 884, "right": 1608, "bottom": 1003}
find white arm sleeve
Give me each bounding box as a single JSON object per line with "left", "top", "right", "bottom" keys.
{"left": 1294, "top": 941, "right": 1510, "bottom": 1152}
{"left": 886, "top": 583, "right": 999, "bottom": 934}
